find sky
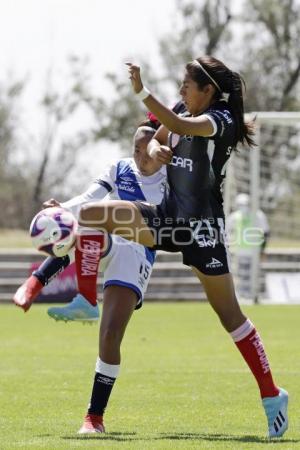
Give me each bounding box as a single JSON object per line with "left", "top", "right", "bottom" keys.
{"left": 0, "top": 0, "right": 176, "bottom": 80}
{"left": 0, "top": 0, "right": 176, "bottom": 182}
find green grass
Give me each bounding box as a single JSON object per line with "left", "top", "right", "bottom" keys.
{"left": 0, "top": 303, "right": 300, "bottom": 449}
{"left": 267, "top": 239, "right": 300, "bottom": 249}
{"left": 0, "top": 229, "right": 31, "bottom": 248}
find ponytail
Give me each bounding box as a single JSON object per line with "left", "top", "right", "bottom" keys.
{"left": 187, "top": 56, "right": 256, "bottom": 148}
{"left": 228, "top": 72, "right": 256, "bottom": 148}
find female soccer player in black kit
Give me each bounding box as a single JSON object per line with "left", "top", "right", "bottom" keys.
{"left": 78, "top": 56, "right": 288, "bottom": 438}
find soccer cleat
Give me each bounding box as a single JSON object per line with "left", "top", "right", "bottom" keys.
{"left": 262, "top": 387, "right": 289, "bottom": 438}
{"left": 78, "top": 414, "right": 105, "bottom": 434}
{"left": 13, "top": 275, "right": 44, "bottom": 312}
{"left": 47, "top": 293, "right": 99, "bottom": 322}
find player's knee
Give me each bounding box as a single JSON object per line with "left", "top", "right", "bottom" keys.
{"left": 79, "top": 204, "right": 92, "bottom": 225}
{"left": 101, "top": 326, "right": 123, "bottom": 346}
{"left": 79, "top": 203, "right": 104, "bottom": 226}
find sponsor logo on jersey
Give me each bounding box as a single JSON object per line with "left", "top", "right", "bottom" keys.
{"left": 218, "top": 110, "right": 233, "bottom": 136}
{"left": 118, "top": 176, "right": 142, "bottom": 186}
{"left": 222, "top": 110, "right": 233, "bottom": 124}
{"left": 118, "top": 184, "right": 136, "bottom": 193}
{"left": 116, "top": 173, "right": 145, "bottom": 199}
{"left": 196, "top": 237, "right": 216, "bottom": 248}
{"left": 170, "top": 155, "right": 193, "bottom": 172}
{"left": 120, "top": 176, "right": 140, "bottom": 183}
{"left": 184, "top": 135, "right": 193, "bottom": 141}
{"left": 205, "top": 257, "right": 223, "bottom": 269}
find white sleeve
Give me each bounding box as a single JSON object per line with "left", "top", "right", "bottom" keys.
{"left": 94, "top": 160, "right": 118, "bottom": 192}
{"left": 202, "top": 108, "right": 234, "bottom": 138}
{"left": 201, "top": 114, "right": 218, "bottom": 137}
{"left": 61, "top": 161, "right": 117, "bottom": 219}
{"left": 61, "top": 182, "right": 110, "bottom": 219}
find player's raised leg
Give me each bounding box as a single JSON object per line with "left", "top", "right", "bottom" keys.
{"left": 14, "top": 255, "right": 70, "bottom": 312}
{"left": 79, "top": 200, "right": 155, "bottom": 247}
{"left": 47, "top": 230, "right": 105, "bottom": 322}
{"left": 47, "top": 294, "right": 100, "bottom": 322}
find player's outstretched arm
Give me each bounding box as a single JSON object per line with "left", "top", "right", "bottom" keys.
{"left": 126, "top": 63, "right": 214, "bottom": 137}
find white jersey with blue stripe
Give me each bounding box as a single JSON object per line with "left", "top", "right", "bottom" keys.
{"left": 62, "top": 158, "right": 166, "bottom": 265}
{"left": 97, "top": 157, "right": 166, "bottom": 204}
{"left": 99, "top": 158, "right": 166, "bottom": 264}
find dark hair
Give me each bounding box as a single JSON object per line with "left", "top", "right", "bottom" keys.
{"left": 186, "top": 56, "right": 255, "bottom": 147}
{"left": 138, "top": 112, "right": 161, "bottom": 130}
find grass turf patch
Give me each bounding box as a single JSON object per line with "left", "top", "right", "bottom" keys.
{"left": 0, "top": 303, "right": 300, "bottom": 449}
{"left": 0, "top": 229, "right": 32, "bottom": 248}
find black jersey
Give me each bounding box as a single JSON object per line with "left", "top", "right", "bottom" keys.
{"left": 161, "top": 101, "right": 235, "bottom": 220}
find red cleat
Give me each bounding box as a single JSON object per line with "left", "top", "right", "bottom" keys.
{"left": 78, "top": 414, "right": 105, "bottom": 434}
{"left": 13, "top": 275, "right": 44, "bottom": 312}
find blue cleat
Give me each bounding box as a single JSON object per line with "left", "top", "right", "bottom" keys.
{"left": 262, "top": 387, "right": 288, "bottom": 438}
{"left": 47, "top": 294, "right": 99, "bottom": 323}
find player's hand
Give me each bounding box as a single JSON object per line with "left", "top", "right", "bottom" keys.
{"left": 43, "top": 198, "right": 61, "bottom": 209}
{"left": 126, "top": 63, "right": 143, "bottom": 94}
{"left": 152, "top": 145, "right": 173, "bottom": 165}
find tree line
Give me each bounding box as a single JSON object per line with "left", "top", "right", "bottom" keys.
{"left": 0, "top": 0, "right": 299, "bottom": 229}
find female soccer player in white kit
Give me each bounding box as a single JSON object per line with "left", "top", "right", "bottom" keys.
{"left": 14, "top": 124, "right": 167, "bottom": 433}
{"left": 46, "top": 124, "right": 166, "bottom": 321}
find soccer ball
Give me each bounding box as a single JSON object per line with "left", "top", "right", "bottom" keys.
{"left": 29, "top": 207, "right": 77, "bottom": 257}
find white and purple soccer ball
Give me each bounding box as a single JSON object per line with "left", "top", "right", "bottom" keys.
{"left": 29, "top": 207, "right": 77, "bottom": 257}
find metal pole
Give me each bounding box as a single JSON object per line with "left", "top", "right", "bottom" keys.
{"left": 249, "top": 124, "right": 261, "bottom": 303}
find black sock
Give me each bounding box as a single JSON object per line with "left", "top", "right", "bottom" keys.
{"left": 88, "top": 372, "right": 116, "bottom": 416}
{"left": 33, "top": 255, "right": 70, "bottom": 286}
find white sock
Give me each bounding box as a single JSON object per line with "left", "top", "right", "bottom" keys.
{"left": 230, "top": 318, "right": 255, "bottom": 342}
{"left": 95, "top": 357, "right": 120, "bottom": 378}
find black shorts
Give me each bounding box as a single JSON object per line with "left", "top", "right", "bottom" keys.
{"left": 135, "top": 202, "right": 231, "bottom": 276}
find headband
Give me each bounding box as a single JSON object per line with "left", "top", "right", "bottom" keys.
{"left": 193, "top": 59, "right": 221, "bottom": 91}
{"left": 136, "top": 126, "right": 156, "bottom": 134}
{"left": 192, "top": 59, "right": 230, "bottom": 102}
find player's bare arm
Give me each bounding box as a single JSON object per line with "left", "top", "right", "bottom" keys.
{"left": 147, "top": 139, "right": 172, "bottom": 165}
{"left": 126, "top": 63, "right": 215, "bottom": 137}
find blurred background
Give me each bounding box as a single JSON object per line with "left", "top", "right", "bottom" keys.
{"left": 0, "top": 0, "right": 300, "bottom": 304}
{"left": 1, "top": 0, "right": 299, "bottom": 230}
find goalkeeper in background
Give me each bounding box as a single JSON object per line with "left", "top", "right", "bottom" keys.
{"left": 227, "top": 193, "right": 270, "bottom": 303}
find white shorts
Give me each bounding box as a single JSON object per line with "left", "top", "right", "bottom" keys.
{"left": 100, "top": 235, "right": 155, "bottom": 308}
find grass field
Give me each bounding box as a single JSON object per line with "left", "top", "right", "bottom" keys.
{"left": 1, "top": 303, "right": 300, "bottom": 449}
{"left": 0, "top": 229, "right": 31, "bottom": 248}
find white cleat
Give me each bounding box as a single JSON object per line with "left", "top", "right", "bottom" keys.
{"left": 262, "top": 388, "right": 288, "bottom": 438}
